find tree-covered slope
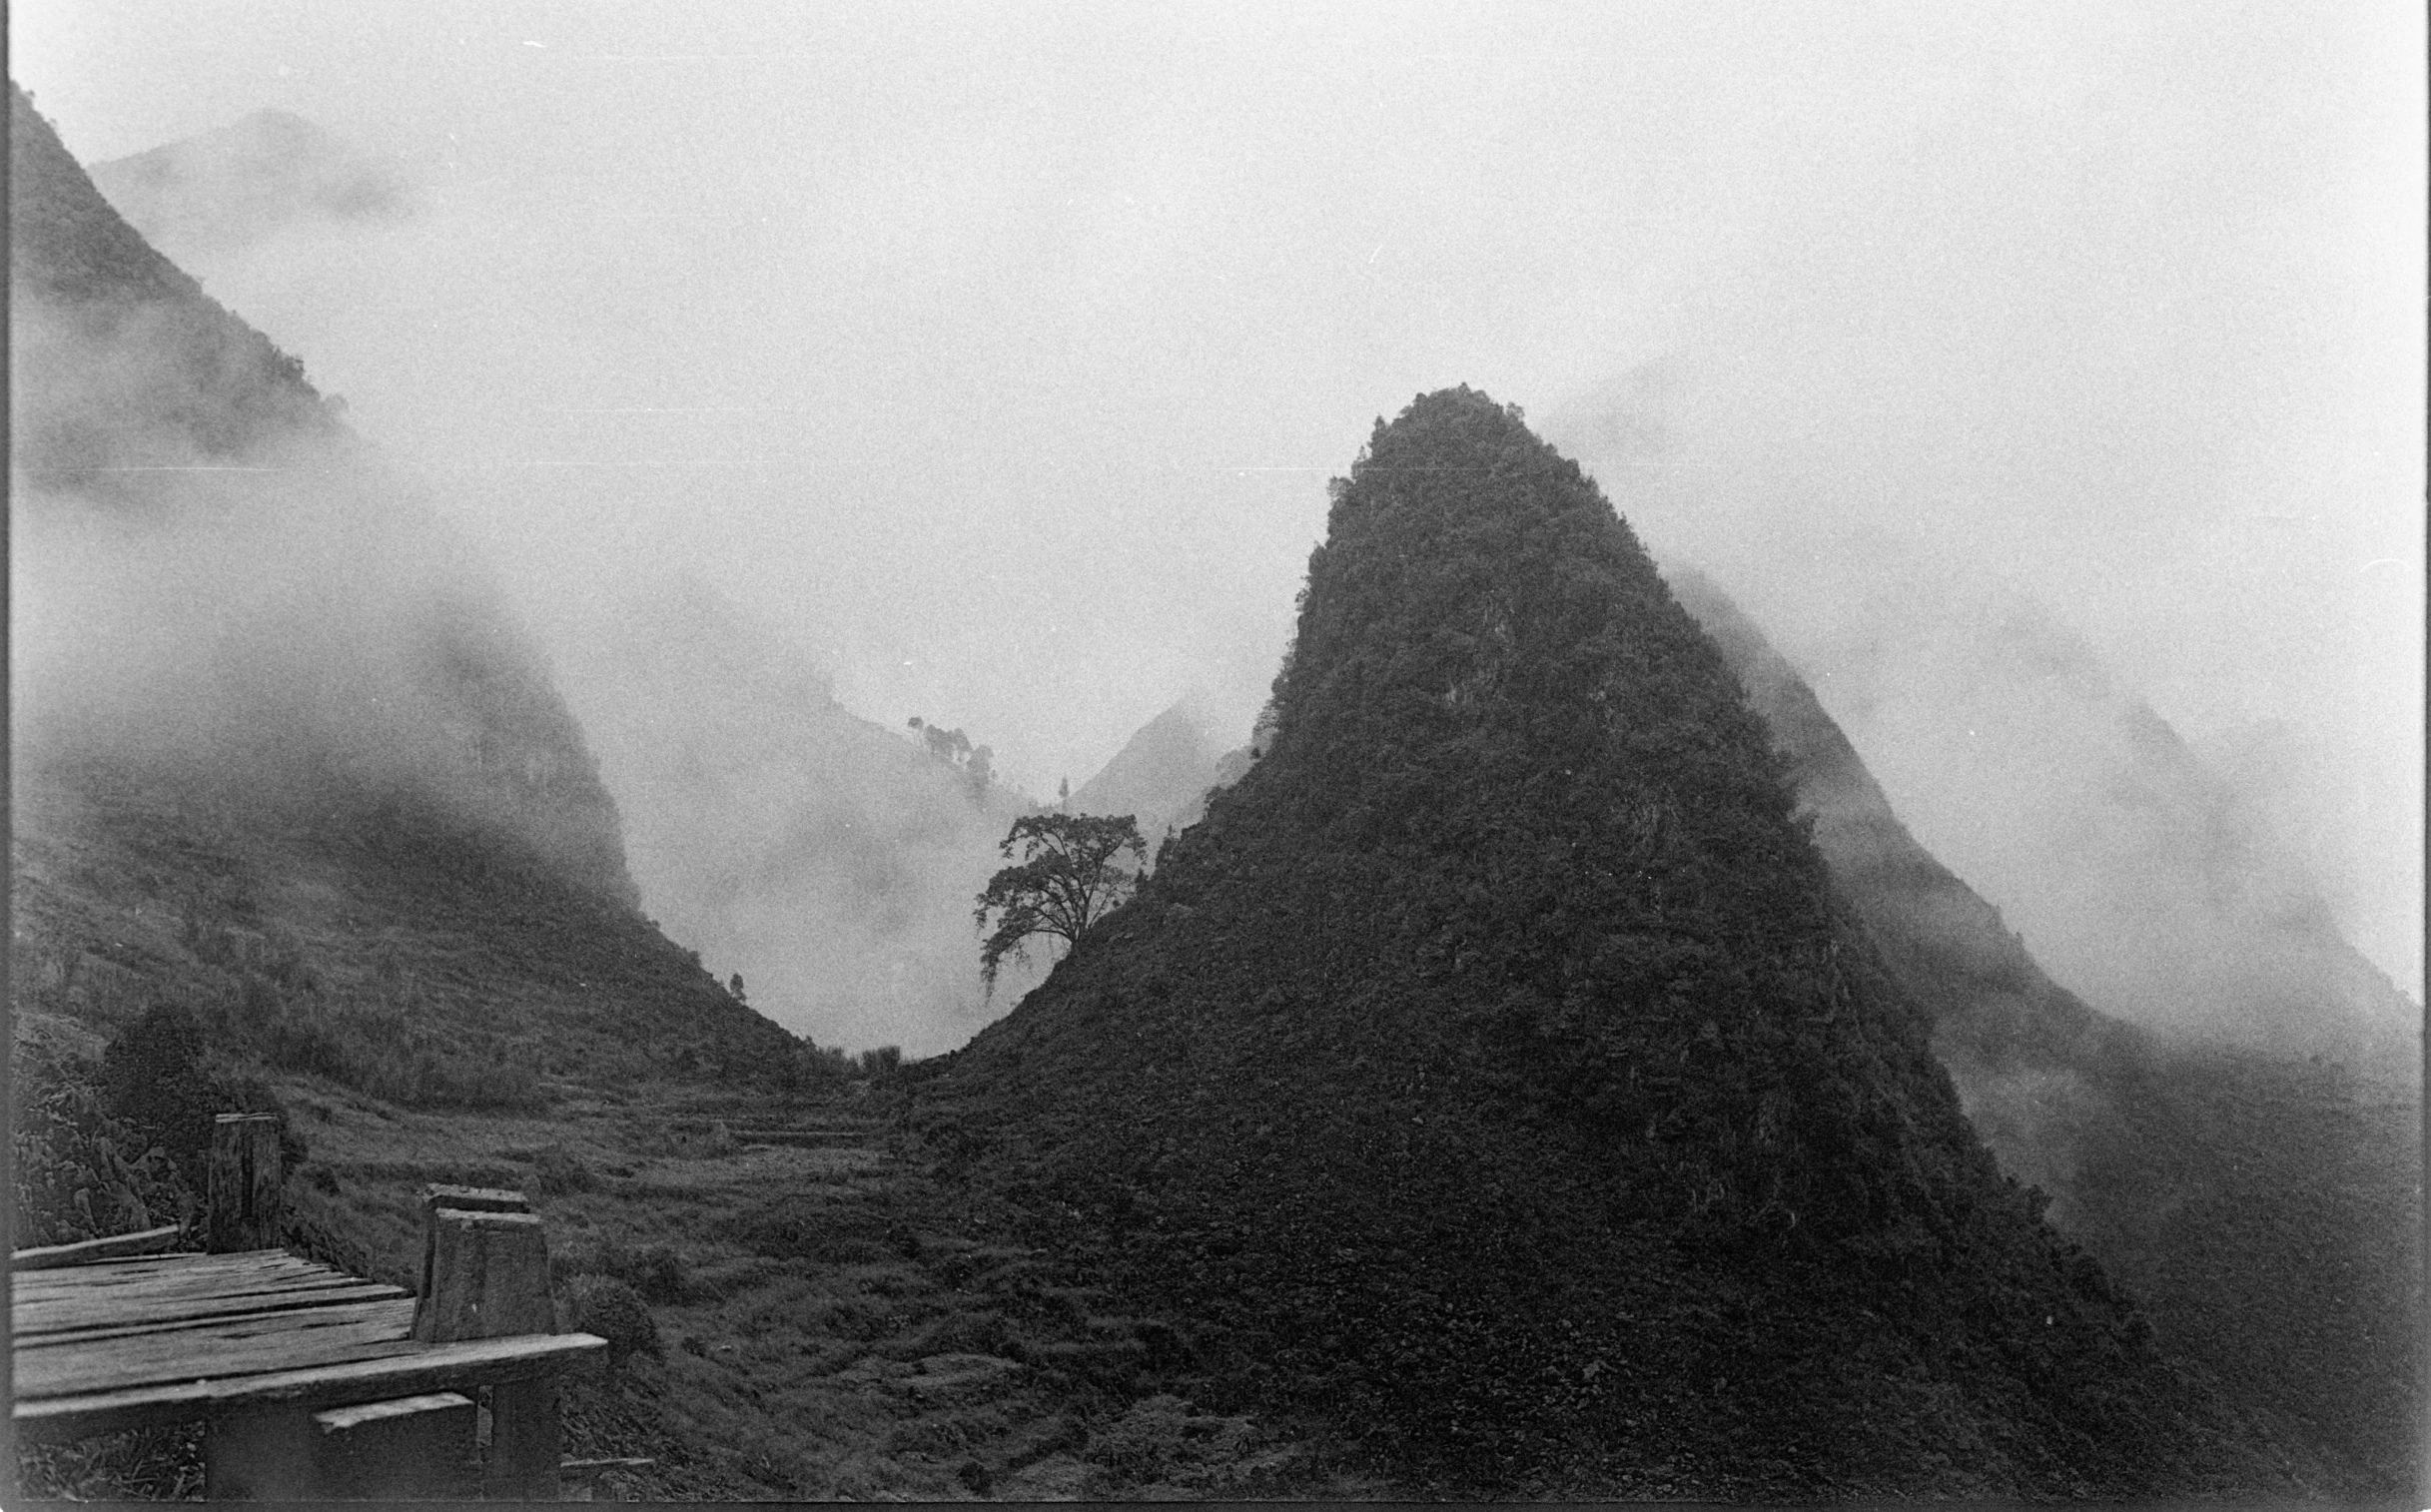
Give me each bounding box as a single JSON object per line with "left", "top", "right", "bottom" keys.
{"left": 1674, "top": 567, "right": 2423, "bottom": 1497}
{"left": 1669, "top": 570, "right": 2143, "bottom": 1113}
{"left": 909, "top": 388, "right": 2289, "bottom": 1497}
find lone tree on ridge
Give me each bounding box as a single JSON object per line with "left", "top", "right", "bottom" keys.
{"left": 974, "top": 813, "right": 1146, "bottom": 995}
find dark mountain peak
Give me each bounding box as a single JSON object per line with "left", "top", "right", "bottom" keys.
{"left": 914, "top": 389, "right": 2263, "bottom": 1496}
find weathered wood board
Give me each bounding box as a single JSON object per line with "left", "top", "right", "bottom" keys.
{"left": 25, "top": 1291, "right": 412, "bottom": 1349}
{"left": 13, "top": 1331, "right": 606, "bottom": 1441}
{"left": 14, "top": 1273, "right": 405, "bottom": 1335}
{"left": 10, "top": 1225, "right": 184, "bottom": 1270}
{"left": 16, "top": 1302, "right": 423, "bottom": 1397}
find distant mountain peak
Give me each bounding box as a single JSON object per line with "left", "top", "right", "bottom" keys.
{"left": 89, "top": 101, "right": 414, "bottom": 254}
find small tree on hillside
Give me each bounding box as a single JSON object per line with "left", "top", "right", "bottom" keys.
{"left": 974, "top": 813, "right": 1147, "bottom": 995}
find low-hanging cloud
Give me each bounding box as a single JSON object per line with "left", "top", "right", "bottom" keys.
{"left": 544, "top": 576, "right": 1048, "bottom": 1056}
{"left": 12, "top": 283, "right": 629, "bottom": 904}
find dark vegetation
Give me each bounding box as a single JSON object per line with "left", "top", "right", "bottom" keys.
{"left": 1678, "top": 566, "right": 2425, "bottom": 1498}
{"left": 908, "top": 387, "right": 2304, "bottom": 1498}
{"left": 974, "top": 813, "right": 1147, "bottom": 994}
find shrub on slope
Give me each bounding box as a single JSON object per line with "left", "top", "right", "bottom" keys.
{"left": 912, "top": 388, "right": 2283, "bottom": 1497}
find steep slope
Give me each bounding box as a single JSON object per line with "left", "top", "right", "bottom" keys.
{"left": 1669, "top": 569, "right": 2145, "bottom": 1185}
{"left": 545, "top": 576, "right": 1040, "bottom": 1055}
{"left": 1066, "top": 702, "right": 1243, "bottom": 844}
{"left": 911, "top": 388, "right": 2288, "bottom": 1498}
{"left": 10, "top": 84, "right": 793, "bottom": 1117}
{"left": 1801, "top": 579, "right": 2417, "bottom": 1073}
{"left": 1675, "top": 568, "right": 2424, "bottom": 1496}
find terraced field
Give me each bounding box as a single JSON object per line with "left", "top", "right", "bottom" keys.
{"left": 228, "top": 1074, "right": 1361, "bottom": 1501}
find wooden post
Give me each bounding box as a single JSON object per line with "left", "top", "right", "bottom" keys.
{"left": 205, "top": 1406, "right": 316, "bottom": 1501}
{"left": 413, "top": 1188, "right": 563, "bottom": 1499}
{"left": 417, "top": 1186, "right": 532, "bottom": 1318}
{"left": 314, "top": 1391, "right": 480, "bottom": 1499}
{"left": 414, "top": 1207, "right": 551, "bottom": 1343}
{"left": 206, "top": 1114, "right": 284, "bottom": 1253}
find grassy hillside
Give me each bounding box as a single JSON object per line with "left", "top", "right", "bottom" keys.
{"left": 9, "top": 79, "right": 803, "bottom": 1236}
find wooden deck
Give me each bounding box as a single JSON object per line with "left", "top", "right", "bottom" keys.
{"left": 11, "top": 1120, "right": 620, "bottom": 1498}
{"left": 10, "top": 1247, "right": 602, "bottom": 1444}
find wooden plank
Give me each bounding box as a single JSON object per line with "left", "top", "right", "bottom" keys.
{"left": 13, "top": 1272, "right": 386, "bottom": 1334}
{"left": 14, "top": 1263, "right": 323, "bottom": 1312}
{"left": 16, "top": 1279, "right": 405, "bottom": 1338}
{"left": 14, "top": 1307, "right": 425, "bottom": 1398}
{"left": 13, "top": 1332, "right": 608, "bottom": 1441}
{"left": 21, "top": 1293, "right": 415, "bottom": 1351}
{"left": 15, "top": 1262, "right": 358, "bottom": 1314}
{"left": 13, "top": 1250, "right": 300, "bottom": 1289}
{"left": 14, "top": 1252, "right": 328, "bottom": 1290}
{"left": 10, "top": 1226, "right": 185, "bottom": 1270}
{"left": 423, "top": 1184, "right": 530, "bottom": 1214}
{"left": 315, "top": 1391, "right": 473, "bottom": 1434}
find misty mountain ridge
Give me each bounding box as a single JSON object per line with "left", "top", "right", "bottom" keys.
{"left": 12, "top": 92, "right": 343, "bottom": 480}
{"left": 545, "top": 574, "right": 1048, "bottom": 1055}
{"left": 1669, "top": 569, "right": 2142, "bottom": 1197}
{"left": 910, "top": 387, "right": 2294, "bottom": 1498}
{"left": 89, "top": 107, "right": 414, "bottom": 256}
{"left": 1065, "top": 701, "right": 1251, "bottom": 845}
{"left": 11, "top": 81, "right": 790, "bottom": 1087}
{"left": 1674, "top": 565, "right": 2422, "bottom": 1489}
{"left": 1792, "top": 575, "right": 2420, "bottom": 1075}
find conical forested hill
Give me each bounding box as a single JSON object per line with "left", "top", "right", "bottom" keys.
{"left": 910, "top": 388, "right": 2286, "bottom": 1498}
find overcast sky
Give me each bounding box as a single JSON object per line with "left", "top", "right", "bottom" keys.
{"left": 13, "top": 1, "right": 2422, "bottom": 991}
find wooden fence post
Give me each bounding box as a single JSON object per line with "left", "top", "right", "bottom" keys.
{"left": 314, "top": 1391, "right": 481, "bottom": 1499}
{"left": 414, "top": 1188, "right": 563, "bottom": 1499}
{"left": 206, "top": 1114, "right": 284, "bottom": 1253}
{"left": 204, "top": 1406, "right": 317, "bottom": 1501}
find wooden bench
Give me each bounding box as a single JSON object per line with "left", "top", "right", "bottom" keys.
{"left": 11, "top": 1116, "right": 606, "bottom": 1499}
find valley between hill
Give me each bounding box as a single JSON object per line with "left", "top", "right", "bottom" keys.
{"left": 19, "top": 1034, "right": 2415, "bottom": 1502}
